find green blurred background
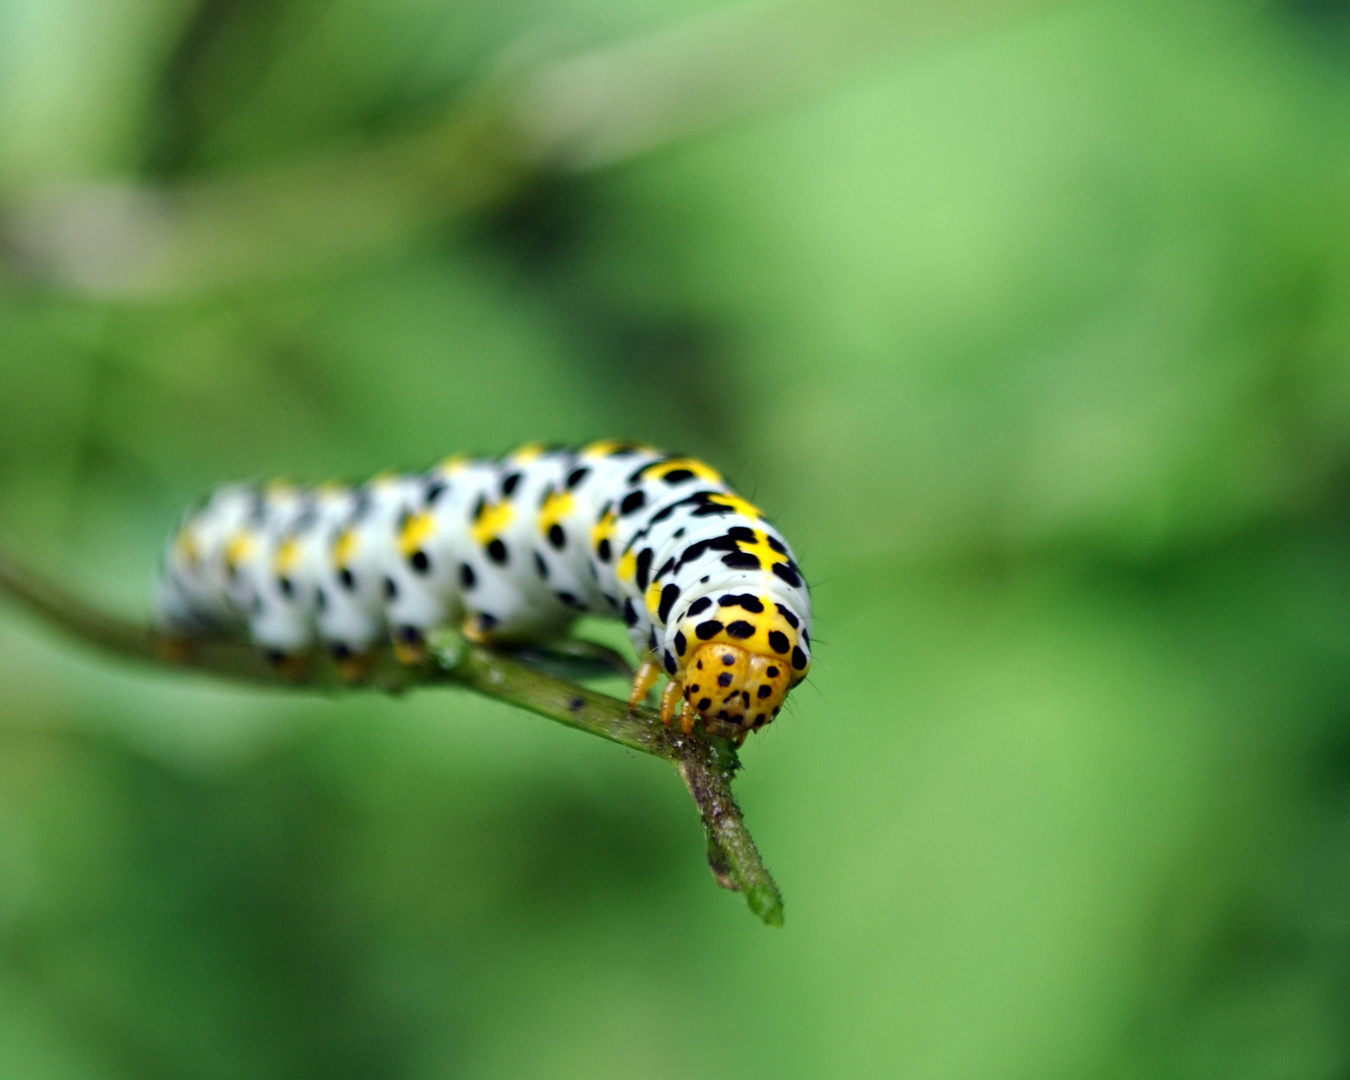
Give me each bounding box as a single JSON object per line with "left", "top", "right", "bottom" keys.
{"left": 3, "top": 0, "right": 1350, "bottom": 1075}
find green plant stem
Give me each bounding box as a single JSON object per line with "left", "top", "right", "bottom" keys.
{"left": 0, "top": 546, "right": 784, "bottom": 926}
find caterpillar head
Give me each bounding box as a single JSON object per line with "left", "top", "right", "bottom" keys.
{"left": 669, "top": 593, "right": 809, "bottom": 738}
{"left": 682, "top": 642, "right": 795, "bottom": 739}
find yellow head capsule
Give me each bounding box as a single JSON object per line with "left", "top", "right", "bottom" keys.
{"left": 681, "top": 643, "right": 793, "bottom": 739}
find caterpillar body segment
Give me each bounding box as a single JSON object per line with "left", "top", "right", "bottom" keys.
{"left": 156, "top": 441, "right": 812, "bottom": 740}
{"left": 247, "top": 485, "right": 355, "bottom": 658}
{"left": 455, "top": 445, "right": 578, "bottom": 643}
{"left": 533, "top": 442, "right": 666, "bottom": 619}
{"left": 381, "top": 458, "right": 498, "bottom": 657}
{"left": 317, "top": 475, "right": 424, "bottom": 661}
{"left": 155, "top": 483, "right": 258, "bottom": 637}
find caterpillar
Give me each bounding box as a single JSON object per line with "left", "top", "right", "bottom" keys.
{"left": 155, "top": 440, "right": 812, "bottom": 741}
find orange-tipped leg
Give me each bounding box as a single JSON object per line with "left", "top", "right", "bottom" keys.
{"left": 335, "top": 653, "right": 373, "bottom": 683}
{"left": 628, "top": 658, "right": 661, "bottom": 712}
{"left": 266, "top": 651, "right": 311, "bottom": 681}
{"left": 154, "top": 635, "right": 194, "bottom": 664}
{"left": 461, "top": 616, "right": 494, "bottom": 645}
{"left": 392, "top": 626, "right": 426, "bottom": 665}
{"left": 660, "top": 676, "right": 688, "bottom": 731}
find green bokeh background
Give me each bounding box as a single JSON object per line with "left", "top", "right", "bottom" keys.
{"left": 4, "top": 1, "right": 1350, "bottom": 1076}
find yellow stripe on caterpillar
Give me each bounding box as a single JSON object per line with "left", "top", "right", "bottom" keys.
{"left": 333, "top": 527, "right": 358, "bottom": 569}
{"left": 398, "top": 511, "right": 434, "bottom": 558}
{"left": 174, "top": 529, "right": 200, "bottom": 567}
{"left": 436, "top": 454, "right": 471, "bottom": 474}
{"left": 470, "top": 499, "right": 513, "bottom": 548}
{"left": 507, "top": 442, "right": 547, "bottom": 464}
{"left": 734, "top": 529, "right": 788, "bottom": 571}
{"left": 639, "top": 457, "right": 722, "bottom": 484}
{"left": 274, "top": 536, "right": 301, "bottom": 576}
{"left": 591, "top": 507, "right": 617, "bottom": 554}
{"left": 707, "top": 493, "right": 765, "bottom": 520}
{"left": 582, "top": 438, "right": 658, "bottom": 458}
{"left": 537, "top": 490, "right": 574, "bottom": 537}
{"left": 224, "top": 532, "right": 254, "bottom": 572}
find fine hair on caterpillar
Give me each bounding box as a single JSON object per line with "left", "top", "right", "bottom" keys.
{"left": 156, "top": 440, "right": 812, "bottom": 741}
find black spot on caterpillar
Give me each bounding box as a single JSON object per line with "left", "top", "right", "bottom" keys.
{"left": 658, "top": 583, "right": 680, "bottom": 623}
{"left": 719, "top": 593, "right": 763, "bottom": 613}
{"left": 635, "top": 548, "right": 654, "bottom": 591}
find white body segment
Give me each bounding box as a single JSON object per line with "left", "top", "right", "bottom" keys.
{"left": 155, "top": 484, "right": 259, "bottom": 637}
{"left": 316, "top": 475, "right": 423, "bottom": 657}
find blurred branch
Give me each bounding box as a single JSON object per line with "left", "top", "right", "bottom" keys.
{"left": 3, "top": 102, "right": 528, "bottom": 299}
{"left": 1, "top": 0, "right": 1051, "bottom": 299}
{"left": 0, "top": 545, "right": 783, "bottom": 926}
{"left": 518, "top": 0, "right": 1049, "bottom": 170}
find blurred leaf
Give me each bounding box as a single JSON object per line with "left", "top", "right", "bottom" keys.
{"left": 558, "top": 2, "right": 1350, "bottom": 562}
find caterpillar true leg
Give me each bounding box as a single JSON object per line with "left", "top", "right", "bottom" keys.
{"left": 659, "top": 675, "right": 686, "bottom": 731}
{"left": 264, "top": 650, "right": 311, "bottom": 681}
{"left": 461, "top": 616, "right": 493, "bottom": 646}
{"left": 154, "top": 636, "right": 194, "bottom": 664}
{"left": 392, "top": 626, "right": 426, "bottom": 665}
{"left": 333, "top": 652, "right": 373, "bottom": 683}
{"left": 628, "top": 658, "right": 661, "bottom": 712}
